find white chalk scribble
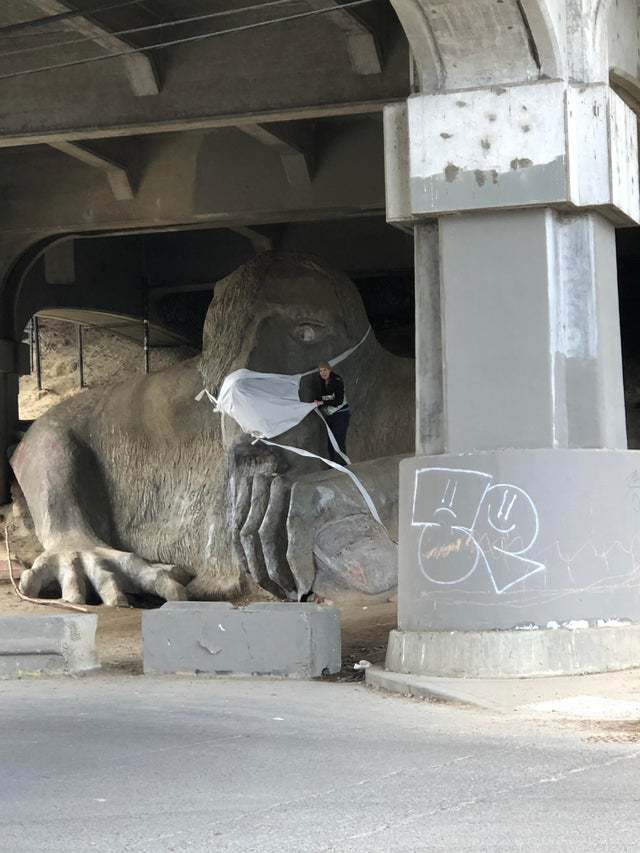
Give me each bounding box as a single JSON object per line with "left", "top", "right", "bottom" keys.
{"left": 412, "top": 467, "right": 545, "bottom": 594}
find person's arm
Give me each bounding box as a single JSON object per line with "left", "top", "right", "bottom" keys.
{"left": 312, "top": 376, "right": 324, "bottom": 407}
{"left": 324, "top": 376, "right": 344, "bottom": 408}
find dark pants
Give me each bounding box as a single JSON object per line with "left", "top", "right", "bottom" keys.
{"left": 325, "top": 410, "right": 351, "bottom": 463}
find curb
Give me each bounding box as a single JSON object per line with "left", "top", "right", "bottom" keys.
{"left": 365, "top": 665, "right": 505, "bottom": 712}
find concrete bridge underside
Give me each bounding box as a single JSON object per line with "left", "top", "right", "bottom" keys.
{"left": 2, "top": 0, "right": 640, "bottom": 674}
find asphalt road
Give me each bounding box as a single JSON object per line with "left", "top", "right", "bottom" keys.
{"left": 1, "top": 677, "right": 639, "bottom": 852}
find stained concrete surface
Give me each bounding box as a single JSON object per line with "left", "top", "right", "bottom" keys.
{"left": 2, "top": 677, "right": 640, "bottom": 852}
{"left": 142, "top": 602, "right": 341, "bottom": 676}
{"left": 0, "top": 613, "right": 97, "bottom": 677}
{"left": 366, "top": 664, "right": 640, "bottom": 714}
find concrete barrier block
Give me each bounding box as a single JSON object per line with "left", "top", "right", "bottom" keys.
{"left": 0, "top": 614, "right": 98, "bottom": 677}
{"left": 142, "top": 602, "right": 341, "bottom": 677}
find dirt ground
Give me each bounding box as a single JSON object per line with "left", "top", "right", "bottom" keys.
{"left": 0, "top": 581, "right": 396, "bottom": 678}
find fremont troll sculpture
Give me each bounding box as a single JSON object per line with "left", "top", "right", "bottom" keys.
{"left": 11, "top": 254, "right": 415, "bottom": 605}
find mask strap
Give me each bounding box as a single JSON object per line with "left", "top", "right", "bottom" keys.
{"left": 314, "top": 409, "right": 350, "bottom": 465}
{"left": 194, "top": 325, "right": 381, "bottom": 523}
{"left": 195, "top": 388, "right": 218, "bottom": 406}
{"left": 299, "top": 325, "right": 371, "bottom": 378}
{"left": 257, "top": 436, "right": 382, "bottom": 525}
{"left": 196, "top": 392, "right": 380, "bottom": 524}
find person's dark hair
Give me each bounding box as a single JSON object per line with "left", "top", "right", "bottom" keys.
{"left": 318, "top": 361, "right": 331, "bottom": 371}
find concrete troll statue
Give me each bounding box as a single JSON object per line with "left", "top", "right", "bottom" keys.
{"left": 11, "top": 254, "right": 415, "bottom": 605}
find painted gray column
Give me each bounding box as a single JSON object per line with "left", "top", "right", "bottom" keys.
{"left": 436, "top": 208, "right": 626, "bottom": 452}
{"left": 414, "top": 222, "right": 444, "bottom": 455}
{"left": 388, "top": 206, "right": 640, "bottom": 672}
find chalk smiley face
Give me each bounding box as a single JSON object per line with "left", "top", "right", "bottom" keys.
{"left": 483, "top": 484, "right": 538, "bottom": 554}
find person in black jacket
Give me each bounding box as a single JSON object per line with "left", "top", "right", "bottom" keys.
{"left": 313, "top": 361, "right": 351, "bottom": 463}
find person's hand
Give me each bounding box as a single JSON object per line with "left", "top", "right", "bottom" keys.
{"left": 314, "top": 400, "right": 322, "bottom": 407}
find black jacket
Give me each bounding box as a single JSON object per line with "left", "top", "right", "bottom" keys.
{"left": 314, "top": 372, "right": 349, "bottom": 414}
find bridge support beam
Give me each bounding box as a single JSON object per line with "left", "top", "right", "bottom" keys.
{"left": 381, "top": 0, "right": 640, "bottom": 677}
{"left": 0, "top": 234, "right": 50, "bottom": 504}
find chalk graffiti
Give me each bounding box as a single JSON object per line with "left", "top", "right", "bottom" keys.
{"left": 626, "top": 469, "right": 640, "bottom": 513}
{"left": 411, "top": 467, "right": 545, "bottom": 594}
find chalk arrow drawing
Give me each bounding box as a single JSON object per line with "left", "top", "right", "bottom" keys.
{"left": 412, "top": 468, "right": 545, "bottom": 594}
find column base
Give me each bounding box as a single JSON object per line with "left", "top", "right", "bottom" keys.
{"left": 393, "top": 448, "right": 640, "bottom": 676}
{"left": 384, "top": 624, "right": 640, "bottom": 679}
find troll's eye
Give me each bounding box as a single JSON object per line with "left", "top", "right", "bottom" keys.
{"left": 291, "top": 322, "right": 326, "bottom": 343}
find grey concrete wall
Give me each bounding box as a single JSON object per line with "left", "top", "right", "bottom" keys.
{"left": 398, "top": 449, "right": 640, "bottom": 631}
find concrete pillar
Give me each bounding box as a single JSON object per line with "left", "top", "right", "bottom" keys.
{"left": 437, "top": 208, "right": 626, "bottom": 453}
{"left": 414, "top": 222, "right": 444, "bottom": 455}
{"left": 382, "top": 13, "right": 640, "bottom": 674}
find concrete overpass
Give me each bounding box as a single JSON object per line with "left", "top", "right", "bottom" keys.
{"left": 2, "top": 0, "right": 640, "bottom": 676}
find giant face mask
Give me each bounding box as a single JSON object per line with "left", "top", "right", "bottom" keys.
{"left": 209, "top": 327, "right": 369, "bottom": 441}
{"left": 199, "top": 254, "right": 370, "bottom": 402}
{"left": 196, "top": 327, "right": 381, "bottom": 522}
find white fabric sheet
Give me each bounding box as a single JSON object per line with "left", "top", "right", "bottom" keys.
{"left": 198, "top": 326, "right": 370, "bottom": 441}
{"left": 259, "top": 436, "right": 381, "bottom": 524}
{"left": 215, "top": 369, "right": 317, "bottom": 440}
{"left": 195, "top": 327, "right": 382, "bottom": 522}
